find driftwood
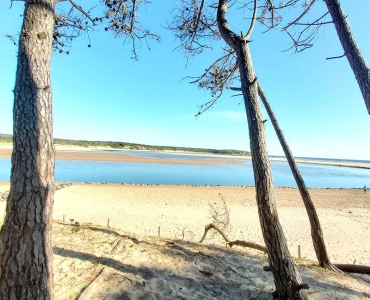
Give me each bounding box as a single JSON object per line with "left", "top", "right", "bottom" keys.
{"left": 264, "top": 263, "right": 369, "bottom": 275}
{"left": 200, "top": 224, "right": 370, "bottom": 275}
{"left": 199, "top": 223, "right": 267, "bottom": 253}
{"left": 76, "top": 267, "right": 106, "bottom": 300}
{"left": 334, "top": 264, "right": 370, "bottom": 275}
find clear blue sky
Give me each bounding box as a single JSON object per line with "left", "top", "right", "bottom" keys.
{"left": 1, "top": 1, "right": 369, "bottom": 160}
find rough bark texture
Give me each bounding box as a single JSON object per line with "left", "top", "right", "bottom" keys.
{"left": 0, "top": 0, "right": 56, "bottom": 299}
{"left": 217, "top": 1, "right": 308, "bottom": 299}
{"left": 258, "top": 85, "right": 338, "bottom": 271}
{"left": 324, "top": 0, "right": 370, "bottom": 114}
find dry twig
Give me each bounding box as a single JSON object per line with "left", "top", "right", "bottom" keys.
{"left": 199, "top": 223, "right": 267, "bottom": 253}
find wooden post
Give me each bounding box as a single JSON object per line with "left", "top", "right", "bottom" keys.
{"left": 158, "top": 226, "right": 160, "bottom": 238}
{"left": 63, "top": 214, "right": 66, "bottom": 223}
{"left": 107, "top": 218, "right": 110, "bottom": 228}
{"left": 298, "top": 245, "right": 301, "bottom": 259}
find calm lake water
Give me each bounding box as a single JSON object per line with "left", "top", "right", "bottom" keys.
{"left": 0, "top": 152, "right": 369, "bottom": 188}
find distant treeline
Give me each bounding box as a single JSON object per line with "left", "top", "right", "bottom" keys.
{"left": 0, "top": 134, "right": 12, "bottom": 143}
{"left": 0, "top": 133, "right": 251, "bottom": 156}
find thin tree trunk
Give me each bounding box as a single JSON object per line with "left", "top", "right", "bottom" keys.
{"left": 258, "top": 84, "right": 339, "bottom": 271}
{"left": 217, "top": 1, "right": 308, "bottom": 299}
{"left": 0, "top": 0, "right": 56, "bottom": 299}
{"left": 324, "top": 0, "right": 370, "bottom": 114}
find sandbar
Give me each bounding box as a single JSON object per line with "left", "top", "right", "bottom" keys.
{"left": 0, "top": 144, "right": 369, "bottom": 169}
{"left": 0, "top": 148, "right": 243, "bottom": 165}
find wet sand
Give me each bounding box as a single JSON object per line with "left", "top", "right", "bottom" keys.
{"left": 0, "top": 148, "right": 242, "bottom": 165}
{"left": 0, "top": 144, "right": 369, "bottom": 169}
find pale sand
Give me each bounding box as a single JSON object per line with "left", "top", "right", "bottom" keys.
{"left": 1, "top": 184, "right": 369, "bottom": 264}
{"left": 1, "top": 143, "right": 369, "bottom": 168}
{"left": 0, "top": 183, "right": 369, "bottom": 299}
{"left": 50, "top": 185, "right": 370, "bottom": 265}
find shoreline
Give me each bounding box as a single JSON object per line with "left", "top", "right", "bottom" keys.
{"left": 0, "top": 144, "right": 369, "bottom": 169}
{"left": 0, "top": 181, "right": 367, "bottom": 190}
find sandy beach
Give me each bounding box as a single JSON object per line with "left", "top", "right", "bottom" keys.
{"left": 52, "top": 184, "right": 370, "bottom": 265}
{"left": 1, "top": 183, "right": 369, "bottom": 264}
{"left": 0, "top": 183, "right": 369, "bottom": 298}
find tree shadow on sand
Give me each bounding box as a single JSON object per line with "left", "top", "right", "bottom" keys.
{"left": 52, "top": 223, "right": 370, "bottom": 299}
{"left": 53, "top": 246, "right": 273, "bottom": 299}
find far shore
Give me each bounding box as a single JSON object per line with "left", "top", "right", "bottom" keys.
{"left": 0, "top": 147, "right": 242, "bottom": 166}
{"left": 0, "top": 143, "right": 369, "bottom": 169}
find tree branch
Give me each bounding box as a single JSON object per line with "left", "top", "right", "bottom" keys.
{"left": 244, "top": 0, "right": 257, "bottom": 40}
{"left": 199, "top": 223, "right": 267, "bottom": 252}
{"left": 326, "top": 54, "right": 345, "bottom": 60}
{"left": 68, "top": 0, "right": 95, "bottom": 25}
{"left": 282, "top": 0, "right": 317, "bottom": 30}
{"left": 217, "top": 0, "right": 239, "bottom": 48}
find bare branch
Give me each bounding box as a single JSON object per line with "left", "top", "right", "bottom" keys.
{"left": 282, "top": 0, "right": 317, "bottom": 31}
{"left": 68, "top": 0, "right": 95, "bottom": 25}
{"left": 102, "top": 0, "right": 160, "bottom": 60}
{"left": 326, "top": 54, "right": 345, "bottom": 60}
{"left": 244, "top": 0, "right": 257, "bottom": 40}
{"left": 187, "top": 48, "right": 237, "bottom": 116}
{"left": 5, "top": 34, "right": 18, "bottom": 46}
{"left": 199, "top": 223, "right": 267, "bottom": 252}
{"left": 295, "top": 20, "right": 333, "bottom": 26}
{"left": 166, "top": 0, "right": 219, "bottom": 58}
{"left": 283, "top": 11, "right": 330, "bottom": 53}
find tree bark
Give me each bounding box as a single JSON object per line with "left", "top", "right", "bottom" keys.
{"left": 217, "top": 1, "right": 308, "bottom": 299}
{"left": 324, "top": 0, "right": 370, "bottom": 115}
{"left": 0, "top": 0, "right": 56, "bottom": 299}
{"left": 258, "top": 84, "right": 339, "bottom": 271}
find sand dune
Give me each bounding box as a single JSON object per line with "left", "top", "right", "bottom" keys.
{"left": 0, "top": 183, "right": 369, "bottom": 298}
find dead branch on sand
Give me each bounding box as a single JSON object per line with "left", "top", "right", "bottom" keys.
{"left": 334, "top": 264, "right": 370, "bottom": 275}
{"left": 199, "top": 223, "right": 267, "bottom": 253}
{"left": 201, "top": 194, "right": 266, "bottom": 252}
{"left": 76, "top": 267, "right": 106, "bottom": 300}
{"left": 202, "top": 196, "right": 370, "bottom": 274}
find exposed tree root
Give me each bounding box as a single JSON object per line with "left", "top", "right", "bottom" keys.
{"left": 76, "top": 267, "right": 106, "bottom": 300}
{"left": 199, "top": 223, "right": 267, "bottom": 253}
{"left": 334, "top": 264, "right": 370, "bottom": 275}
{"left": 199, "top": 224, "right": 370, "bottom": 275}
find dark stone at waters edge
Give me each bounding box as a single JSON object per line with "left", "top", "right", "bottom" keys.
{"left": 56, "top": 182, "right": 73, "bottom": 191}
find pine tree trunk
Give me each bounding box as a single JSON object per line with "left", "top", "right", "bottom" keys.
{"left": 238, "top": 43, "right": 308, "bottom": 300}
{"left": 324, "top": 0, "right": 370, "bottom": 114}
{"left": 258, "top": 84, "right": 339, "bottom": 271}
{"left": 0, "top": 0, "right": 56, "bottom": 299}
{"left": 217, "top": 1, "right": 308, "bottom": 298}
